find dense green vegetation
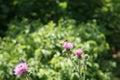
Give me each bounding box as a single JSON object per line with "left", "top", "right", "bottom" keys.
{"left": 0, "top": 0, "right": 120, "bottom": 80}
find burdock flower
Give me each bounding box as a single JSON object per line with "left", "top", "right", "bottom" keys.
{"left": 75, "top": 49, "right": 83, "bottom": 57}
{"left": 14, "top": 62, "right": 28, "bottom": 75}
{"left": 63, "top": 40, "right": 73, "bottom": 50}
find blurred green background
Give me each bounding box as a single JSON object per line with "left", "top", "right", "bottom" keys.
{"left": 0, "top": 0, "right": 120, "bottom": 80}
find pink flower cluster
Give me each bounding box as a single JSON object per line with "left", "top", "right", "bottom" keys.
{"left": 14, "top": 40, "right": 83, "bottom": 76}
{"left": 63, "top": 40, "right": 83, "bottom": 57}
{"left": 14, "top": 62, "right": 28, "bottom": 75}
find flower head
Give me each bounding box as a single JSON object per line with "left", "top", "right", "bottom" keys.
{"left": 75, "top": 49, "right": 83, "bottom": 57}
{"left": 14, "top": 62, "right": 28, "bottom": 75}
{"left": 63, "top": 40, "right": 73, "bottom": 50}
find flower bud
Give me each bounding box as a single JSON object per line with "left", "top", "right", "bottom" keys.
{"left": 63, "top": 41, "right": 73, "bottom": 50}
{"left": 75, "top": 49, "right": 83, "bottom": 57}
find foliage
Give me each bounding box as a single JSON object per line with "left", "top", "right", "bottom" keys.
{"left": 0, "top": 19, "right": 117, "bottom": 80}
{"left": 0, "top": 0, "right": 120, "bottom": 50}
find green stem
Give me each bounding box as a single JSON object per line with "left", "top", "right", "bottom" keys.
{"left": 83, "top": 60, "right": 86, "bottom": 80}
{"left": 67, "top": 51, "right": 81, "bottom": 80}
{"left": 67, "top": 51, "right": 78, "bottom": 72}
{"left": 78, "top": 59, "right": 81, "bottom": 80}
{"left": 26, "top": 76, "right": 29, "bottom": 80}
{"left": 25, "top": 73, "right": 30, "bottom": 80}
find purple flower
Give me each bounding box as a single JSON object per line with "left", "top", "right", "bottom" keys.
{"left": 63, "top": 41, "right": 73, "bottom": 50}
{"left": 75, "top": 49, "right": 83, "bottom": 57}
{"left": 14, "top": 62, "right": 28, "bottom": 75}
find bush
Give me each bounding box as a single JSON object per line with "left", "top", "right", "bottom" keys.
{"left": 0, "top": 19, "right": 117, "bottom": 80}
{"left": 1, "top": 0, "right": 120, "bottom": 50}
